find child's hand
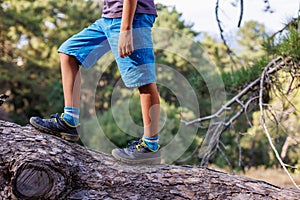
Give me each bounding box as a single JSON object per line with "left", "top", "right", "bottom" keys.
{"left": 118, "top": 30, "right": 134, "bottom": 58}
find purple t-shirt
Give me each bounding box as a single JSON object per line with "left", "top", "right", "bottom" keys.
{"left": 102, "top": 0, "right": 157, "bottom": 18}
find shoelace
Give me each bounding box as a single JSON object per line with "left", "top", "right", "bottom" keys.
{"left": 47, "top": 113, "right": 61, "bottom": 124}
{"left": 49, "top": 113, "right": 80, "bottom": 129}
{"left": 50, "top": 113, "right": 60, "bottom": 119}
{"left": 127, "top": 139, "right": 143, "bottom": 151}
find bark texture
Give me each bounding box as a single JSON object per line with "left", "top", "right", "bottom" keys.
{"left": 0, "top": 120, "right": 299, "bottom": 200}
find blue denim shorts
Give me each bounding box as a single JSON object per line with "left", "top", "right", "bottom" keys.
{"left": 58, "top": 14, "right": 156, "bottom": 88}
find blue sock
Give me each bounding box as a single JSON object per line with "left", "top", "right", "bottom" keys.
{"left": 63, "top": 106, "right": 80, "bottom": 127}
{"left": 143, "top": 135, "right": 159, "bottom": 151}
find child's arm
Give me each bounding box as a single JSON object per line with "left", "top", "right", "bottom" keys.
{"left": 121, "top": 0, "right": 137, "bottom": 31}
{"left": 118, "top": 0, "right": 138, "bottom": 58}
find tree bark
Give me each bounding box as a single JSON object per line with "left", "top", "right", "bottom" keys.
{"left": 0, "top": 120, "right": 299, "bottom": 200}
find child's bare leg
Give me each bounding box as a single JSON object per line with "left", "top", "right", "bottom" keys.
{"left": 59, "top": 53, "right": 81, "bottom": 108}
{"left": 138, "top": 83, "right": 160, "bottom": 150}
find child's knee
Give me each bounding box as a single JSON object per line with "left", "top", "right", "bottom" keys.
{"left": 59, "top": 53, "right": 80, "bottom": 66}
{"left": 59, "top": 53, "right": 72, "bottom": 61}
{"left": 138, "top": 82, "right": 156, "bottom": 92}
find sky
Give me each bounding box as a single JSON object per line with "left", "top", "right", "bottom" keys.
{"left": 155, "top": 0, "right": 299, "bottom": 35}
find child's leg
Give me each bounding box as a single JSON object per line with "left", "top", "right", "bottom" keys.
{"left": 138, "top": 82, "right": 160, "bottom": 138}
{"left": 59, "top": 53, "right": 81, "bottom": 108}
{"left": 139, "top": 83, "right": 160, "bottom": 151}
{"left": 30, "top": 18, "right": 110, "bottom": 141}
{"left": 109, "top": 14, "right": 162, "bottom": 163}
{"left": 112, "top": 82, "right": 161, "bottom": 164}
{"left": 59, "top": 53, "right": 81, "bottom": 126}
{"left": 29, "top": 53, "right": 81, "bottom": 141}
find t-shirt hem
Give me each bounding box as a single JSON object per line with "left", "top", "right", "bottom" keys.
{"left": 102, "top": 11, "right": 157, "bottom": 19}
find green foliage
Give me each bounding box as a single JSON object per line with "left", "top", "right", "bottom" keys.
{"left": 221, "top": 58, "right": 269, "bottom": 91}
{"left": 236, "top": 20, "right": 267, "bottom": 63}
{"left": 155, "top": 4, "right": 198, "bottom": 37}
{"left": 201, "top": 20, "right": 268, "bottom": 73}
{"left": 201, "top": 34, "right": 232, "bottom": 72}
{"left": 263, "top": 18, "right": 300, "bottom": 60}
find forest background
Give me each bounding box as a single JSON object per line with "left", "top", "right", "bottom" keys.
{"left": 0, "top": 0, "right": 299, "bottom": 188}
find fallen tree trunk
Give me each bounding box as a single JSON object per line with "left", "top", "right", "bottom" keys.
{"left": 0, "top": 120, "right": 299, "bottom": 199}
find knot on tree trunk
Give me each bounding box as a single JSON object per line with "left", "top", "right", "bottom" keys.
{"left": 12, "top": 161, "right": 66, "bottom": 199}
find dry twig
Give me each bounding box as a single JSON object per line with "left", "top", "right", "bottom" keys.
{"left": 181, "top": 56, "right": 300, "bottom": 189}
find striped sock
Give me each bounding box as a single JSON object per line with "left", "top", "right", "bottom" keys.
{"left": 143, "top": 135, "right": 159, "bottom": 151}
{"left": 63, "top": 106, "right": 80, "bottom": 127}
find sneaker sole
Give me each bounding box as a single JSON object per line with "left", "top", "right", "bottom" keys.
{"left": 29, "top": 118, "right": 80, "bottom": 143}
{"left": 112, "top": 149, "right": 161, "bottom": 165}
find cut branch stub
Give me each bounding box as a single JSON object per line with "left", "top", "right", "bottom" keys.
{"left": 12, "top": 161, "right": 67, "bottom": 199}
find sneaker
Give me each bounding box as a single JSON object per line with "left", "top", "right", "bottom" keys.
{"left": 112, "top": 139, "right": 161, "bottom": 165}
{"left": 29, "top": 113, "right": 80, "bottom": 142}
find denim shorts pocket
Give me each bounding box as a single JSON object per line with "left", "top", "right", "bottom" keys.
{"left": 129, "top": 48, "right": 155, "bottom": 65}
